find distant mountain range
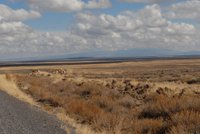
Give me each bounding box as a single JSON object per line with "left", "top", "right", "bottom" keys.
{"left": 1, "top": 48, "right": 200, "bottom": 62}
{"left": 43, "top": 48, "right": 200, "bottom": 60}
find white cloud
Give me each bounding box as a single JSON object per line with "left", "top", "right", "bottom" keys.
{"left": 86, "top": 0, "right": 112, "bottom": 9}
{"left": 72, "top": 4, "right": 198, "bottom": 51}
{"left": 119, "top": 0, "right": 175, "bottom": 4}
{"left": 0, "top": 4, "right": 41, "bottom": 22}
{"left": 0, "top": 21, "right": 88, "bottom": 57}
{"left": 166, "top": 0, "right": 200, "bottom": 20}
{"left": 0, "top": 3, "right": 200, "bottom": 59}
{"left": 21, "top": 0, "right": 111, "bottom": 12}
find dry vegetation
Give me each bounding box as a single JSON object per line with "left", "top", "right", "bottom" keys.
{"left": 1, "top": 59, "right": 200, "bottom": 134}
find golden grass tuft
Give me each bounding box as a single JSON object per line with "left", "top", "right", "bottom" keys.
{"left": 0, "top": 74, "right": 36, "bottom": 105}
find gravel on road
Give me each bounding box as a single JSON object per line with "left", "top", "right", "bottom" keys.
{"left": 0, "top": 91, "right": 67, "bottom": 134}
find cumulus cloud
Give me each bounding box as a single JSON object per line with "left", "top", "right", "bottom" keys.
{"left": 0, "top": 3, "right": 200, "bottom": 59}
{"left": 86, "top": 0, "right": 112, "bottom": 9}
{"left": 119, "top": 0, "right": 175, "bottom": 4}
{"left": 166, "top": 0, "right": 200, "bottom": 20}
{"left": 72, "top": 4, "right": 199, "bottom": 51}
{"left": 0, "top": 4, "right": 41, "bottom": 22}
{"left": 0, "top": 18, "right": 87, "bottom": 57}
{"left": 19, "top": 0, "right": 111, "bottom": 12}
{"left": 0, "top": 21, "right": 88, "bottom": 57}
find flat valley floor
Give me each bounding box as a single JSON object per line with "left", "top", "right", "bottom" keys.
{"left": 0, "top": 59, "right": 200, "bottom": 134}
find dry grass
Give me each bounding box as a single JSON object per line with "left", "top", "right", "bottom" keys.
{"left": 140, "top": 95, "right": 200, "bottom": 119}
{"left": 169, "top": 110, "right": 200, "bottom": 134}
{"left": 0, "top": 74, "right": 36, "bottom": 105}
{"left": 1, "top": 59, "right": 200, "bottom": 134}
{"left": 13, "top": 73, "right": 200, "bottom": 134}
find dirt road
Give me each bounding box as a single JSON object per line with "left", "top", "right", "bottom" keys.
{"left": 0, "top": 91, "right": 66, "bottom": 134}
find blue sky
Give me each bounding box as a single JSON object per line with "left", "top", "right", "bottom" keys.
{"left": 3, "top": 0, "right": 183, "bottom": 31}
{"left": 0, "top": 0, "right": 199, "bottom": 60}
{"left": 2, "top": 0, "right": 148, "bottom": 31}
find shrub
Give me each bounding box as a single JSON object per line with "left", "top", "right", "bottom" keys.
{"left": 169, "top": 111, "right": 200, "bottom": 134}
{"left": 130, "top": 119, "right": 166, "bottom": 134}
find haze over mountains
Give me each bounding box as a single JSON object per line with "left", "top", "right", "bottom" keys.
{"left": 1, "top": 48, "right": 200, "bottom": 62}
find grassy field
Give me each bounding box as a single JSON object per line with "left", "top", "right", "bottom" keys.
{"left": 1, "top": 59, "right": 200, "bottom": 134}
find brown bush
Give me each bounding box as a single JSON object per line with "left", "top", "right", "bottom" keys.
{"left": 65, "top": 100, "right": 103, "bottom": 123}
{"left": 140, "top": 94, "right": 200, "bottom": 119}
{"left": 187, "top": 78, "right": 200, "bottom": 84}
{"left": 169, "top": 111, "right": 200, "bottom": 134}
{"left": 130, "top": 119, "right": 166, "bottom": 134}
{"left": 15, "top": 74, "right": 200, "bottom": 134}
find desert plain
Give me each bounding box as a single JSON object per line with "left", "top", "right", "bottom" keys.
{"left": 0, "top": 58, "right": 200, "bottom": 134}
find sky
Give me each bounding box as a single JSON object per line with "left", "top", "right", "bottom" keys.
{"left": 0, "top": 0, "right": 200, "bottom": 60}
